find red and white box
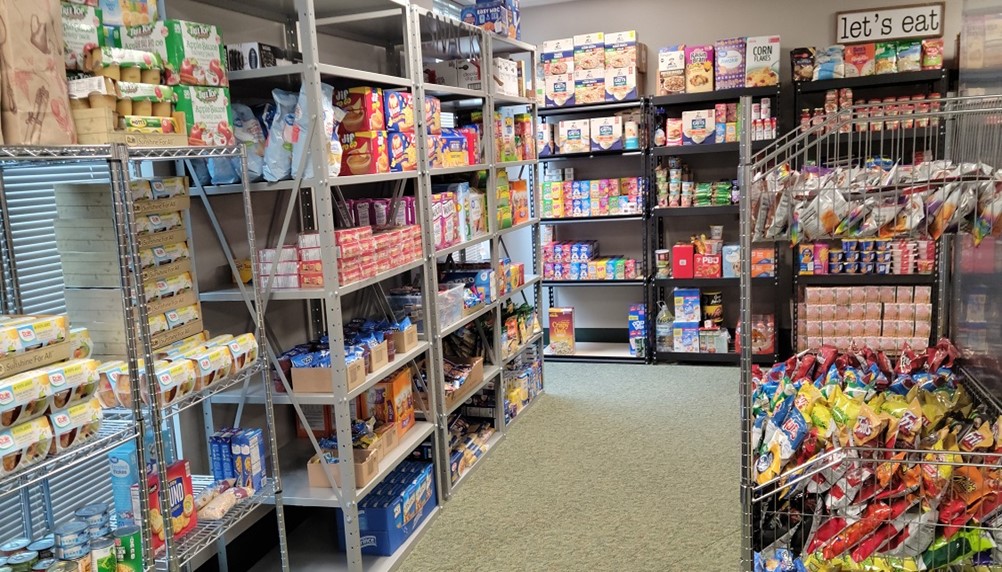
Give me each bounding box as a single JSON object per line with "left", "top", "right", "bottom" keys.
{"left": 258, "top": 246, "right": 299, "bottom": 264}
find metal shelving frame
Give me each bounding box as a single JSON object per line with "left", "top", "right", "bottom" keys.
{"left": 539, "top": 99, "right": 650, "bottom": 364}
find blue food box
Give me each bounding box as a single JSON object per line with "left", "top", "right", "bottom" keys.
{"left": 673, "top": 288, "right": 701, "bottom": 323}
{"left": 722, "top": 245, "right": 741, "bottom": 278}
{"left": 628, "top": 303, "right": 646, "bottom": 357}
{"left": 211, "top": 428, "right": 236, "bottom": 481}
{"left": 232, "top": 428, "right": 267, "bottom": 491}
{"left": 673, "top": 322, "right": 701, "bottom": 353}
{"left": 439, "top": 269, "right": 495, "bottom": 303}
{"left": 460, "top": 3, "right": 510, "bottom": 38}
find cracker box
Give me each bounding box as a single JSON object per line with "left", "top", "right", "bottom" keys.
{"left": 121, "top": 20, "right": 227, "bottom": 86}
{"left": 658, "top": 45, "right": 686, "bottom": 95}
{"left": 714, "top": 37, "right": 746, "bottom": 90}
{"left": 545, "top": 73, "right": 575, "bottom": 107}
{"left": 845, "top": 43, "right": 876, "bottom": 77}
{"left": 387, "top": 131, "right": 417, "bottom": 172}
{"left": 574, "top": 68, "right": 605, "bottom": 105}
{"left": 493, "top": 57, "right": 520, "bottom": 97}
{"left": 605, "top": 30, "right": 644, "bottom": 68}
{"left": 605, "top": 66, "right": 640, "bottom": 102}
{"left": 589, "top": 116, "right": 623, "bottom": 151}
{"left": 174, "top": 86, "right": 235, "bottom": 146}
{"left": 681, "top": 109, "right": 714, "bottom": 145}
{"left": 383, "top": 91, "right": 414, "bottom": 133}
{"left": 745, "top": 36, "right": 781, "bottom": 87}
{"left": 335, "top": 87, "right": 385, "bottom": 133}
{"left": 684, "top": 45, "right": 714, "bottom": 93}
{"left": 547, "top": 308, "right": 575, "bottom": 355}
{"left": 541, "top": 38, "right": 574, "bottom": 76}
{"left": 62, "top": 2, "right": 104, "bottom": 71}
{"left": 573, "top": 32, "right": 605, "bottom": 71}
{"left": 673, "top": 288, "right": 701, "bottom": 323}
{"left": 558, "top": 119, "right": 590, "bottom": 154}
{"left": 341, "top": 131, "right": 389, "bottom": 175}
{"left": 133, "top": 459, "right": 196, "bottom": 552}
{"left": 429, "top": 129, "right": 470, "bottom": 168}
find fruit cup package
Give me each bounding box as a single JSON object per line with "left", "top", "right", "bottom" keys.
{"left": 116, "top": 82, "right": 175, "bottom": 117}
{"left": 121, "top": 20, "right": 227, "bottom": 86}
{"left": 0, "top": 369, "right": 50, "bottom": 429}
{"left": 46, "top": 359, "right": 100, "bottom": 412}
{"left": 48, "top": 398, "right": 102, "bottom": 455}
{"left": 0, "top": 315, "right": 68, "bottom": 356}
{"left": 62, "top": 2, "right": 104, "bottom": 71}
{"left": 0, "top": 417, "right": 52, "bottom": 477}
{"left": 84, "top": 46, "right": 162, "bottom": 83}
{"left": 122, "top": 115, "right": 181, "bottom": 134}
{"left": 177, "top": 345, "right": 233, "bottom": 391}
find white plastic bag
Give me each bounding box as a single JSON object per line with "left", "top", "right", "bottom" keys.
{"left": 263, "top": 89, "right": 298, "bottom": 182}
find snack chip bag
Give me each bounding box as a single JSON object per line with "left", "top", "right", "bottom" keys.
{"left": 960, "top": 420, "right": 994, "bottom": 452}
{"left": 851, "top": 403, "right": 886, "bottom": 446}
{"left": 810, "top": 404, "right": 835, "bottom": 440}
{"left": 794, "top": 382, "right": 822, "bottom": 417}
{"left": 263, "top": 89, "right": 298, "bottom": 182}
{"left": 895, "top": 397, "right": 924, "bottom": 448}
{"left": 922, "top": 529, "right": 996, "bottom": 569}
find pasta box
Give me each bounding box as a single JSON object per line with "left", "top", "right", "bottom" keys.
{"left": 745, "top": 36, "right": 781, "bottom": 87}
{"left": 387, "top": 131, "right": 417, "bottom": 172}
{"left": 173, "top": 86, "right": 234, "bottom": 146}
{"left": 230, "top": 428, "right": 266, "bottom": 491}
{"left": 714, "top": 37, "right": 746, "bottom": 90}
{"left": 121, "top": 20, "right": 227, "bottom": 86}
{"left": 335, "top": 87, "right": 385, "bottom": 133}
{"left": 341, "top": 131, "right": 389, "bottom": 175}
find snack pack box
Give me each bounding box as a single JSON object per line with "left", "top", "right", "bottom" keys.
{"left": 574, "top": 68, "right": 605, "bottom": 105}
{"left": 134, "top": 459, "right": 196, "bottom": 552}
{"left": 658, "top": 45, "right": 685, "bottom": 95}
{"left": 174, "top": 86, "right": 235, "bottom": 146}
{"left": 674, "top": 288, "right": 701, "bottom": 323}
{"left": 745, "top": 36, "right": 781, "bottom": 87}
{"left": 341, "top": 131, "right": 390, "bottom": 175}
{"left": 681, "top": 109, "right": 714, "bottom": 145}
{"left": 589, "top": 116, "right": 623, "bottom": 151}
{"left": 547, "top": 308, "right": 575, "bottom": 355}
{"left": 62, "top": 2, "right": 104, "bottom": 71}
{"left": 0, "top": 417, "right": 52, "bottom": 477}
{"left": 387, "top": 131, "right": 417, "bottom": 172}
{"left": 383, "top": 91, "right": 414, "bottom": 133}
{"left": 558, "top": 119, "right": 590, "bottom": 154}
{"left": 541, "top": 38, "right": 574, "bottom": 76}
{"left": 573, "top": 32, "right": 605, "bottom": 71}
{"left": 335, "top": 87, "right": 385, "bottom": 134}
{"left": 714, "top": 37, "right": 746, "bottom": 90}
{"left": 605, "top": 65, "right": 640, "bottom": 102}
{"left": 684, "top": 45, "right": 714, "bottom": 93}
{"left": 365, "top": 370, "right": 415, "bottom": 439}
{"left": 844, "top": 43, "right": 875, "bottom": 77}
{"left": 122, "top": 20, "right": 227, "bottom": 86}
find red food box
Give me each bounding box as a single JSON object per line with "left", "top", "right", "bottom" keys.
{"left": 341, "top": 131, "right": 390, "bottom": 175}
{"left": 300, "top": 272, "right": 324, "bottom": 288}
{"left": 335, "top": 87, "right": 385, "bottom": 134}
{"left": 300, "top": 260, "right": 323, "bottom": 274}
{"left": 383, "top": 90, "right": 415, "bottom": 133}
{"left": 694, "top": 254, "right": 722, "bottom": 278}
{"left": 135, "top": 459, "right": 196, "bottom": 553}
{"left": 672, "top": 244, "right": 695, "bottom": 279}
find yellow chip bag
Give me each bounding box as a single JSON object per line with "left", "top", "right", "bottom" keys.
{"left": 795, "top": 382, "right": 823, "bottom": 417}
{"left": 852, "top": 403, "right": 887, "bottom": 446}
{"left": 811, "top": 404, "right": 835, "bottom": 440}
{"left": 921, "top": 391, "right": 947, "bottom": 433}
{"left": 880, "top": 394, "right": 909, "bottom": 418}
{"left": 831, "top": 387, "right": 862, "bottom": 445}
{"left": 960, "top": 420, "right": 994, "bottom": 452}
{"left": 755, "top": 440, "right": 784, "bottom": 486}
{"left": 896, "top": 397, "right": 924, "bottom": 448}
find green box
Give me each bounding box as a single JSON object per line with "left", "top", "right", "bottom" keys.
{"left": 174, "top": 87, "right": 234, "bottom": 147}
{"left": 62, "top": 2, "right": 104, "bottom": 71}
{"left": 121, "top": 20, "right": 227, "bottom": 86}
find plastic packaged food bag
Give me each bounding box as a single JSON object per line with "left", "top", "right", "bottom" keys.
{"left": 208, "top": 104, "right": 266, "bottom": 184}
{"left": 291, "top": 83, "right": 342, "bottom": 180}
{"left": 263, "top": 89, "right": 298, "bottom": 182}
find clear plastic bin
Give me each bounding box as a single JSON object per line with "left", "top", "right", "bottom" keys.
{"left": 387, "top": 294, "right": 426, "bottom": 333}
{"left": 437, "top": 283, "right": 465, "bottom": 329}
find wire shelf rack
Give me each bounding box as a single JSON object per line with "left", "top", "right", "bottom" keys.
{"left": 160, "top": 359, "right": 266, "bottom": 420}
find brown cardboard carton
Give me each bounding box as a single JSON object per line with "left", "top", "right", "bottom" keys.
{"left": 0, "top": 0, "right": 77, "bottom": 144}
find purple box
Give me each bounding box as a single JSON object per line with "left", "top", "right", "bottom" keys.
{"left": 715, "top": 37, "right": 746, "bottom": 90}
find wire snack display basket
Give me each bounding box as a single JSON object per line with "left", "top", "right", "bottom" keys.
{"left": 740, "top": 95, "right": 1002, "bottom": 571}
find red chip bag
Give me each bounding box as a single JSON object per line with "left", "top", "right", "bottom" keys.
{"left": 821, "top": 502, "right": 892, "bottom": 560}
{"left": 851, "top": 522, "right": 900, "bottom": 562}
{"left": 928, "top": 337, "right": 959, "bottom": 371}
{"left": 793, "top": 353, "right": 817, "bottom": 381}
{"left": 818, "top": 344, "right": 839, "bottom": 378}
{"left": 897, "top": 343, "right": 920, "bottom": 374}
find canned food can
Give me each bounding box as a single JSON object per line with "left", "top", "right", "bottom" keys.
{"left": 113, "top": 526, "right": 143, "bottom": 572}
{"left": 88, "top": 524, "right": 112, "bottom": 540}
{"left": 45, "top": 562, "right": 78, "bottom": 572}
{"left": 75, "top": 503, "right": 110, "bottom": 528}
{"left": 6, "top": 551, "right": 36, "bottom": 572}
{"left": 53, "top": 521, "right": 89, "bottom": 548}
{"left": 0, "top": 540, "right": 29, "bottom": 557}
{"left": 91, "top": 538, "right": 116, "bottom": 572}
{"left": 53, "top": 543, "right": 89, "bottom": 561}
{"left": 30, "top": 558, "right": 55, "bottom": 571}
{"left": 23, "top": 541, "right": 50, "bottom": 561}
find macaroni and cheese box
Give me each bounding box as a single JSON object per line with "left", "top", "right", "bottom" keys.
{"left": 573, "top": 32, "right": 605, "bottom": 71}
{"left": 715, "top": 37, "right": 746, "bottom": 90}
{"left": 684, "top": 45, "right": 714, "bottom": 93}
{"left": 658, "top": 45, "right": 686, "bottom": 95}
{"left": 745, "top": 36, "right": 781, "bottom": 87}
{"left": 547, "top": 308, "right": 575, "bottom": 355}
{"left": 460, "top": 2, "right": 513, "bottom": 39}
{"left": 541, "top": 38, "right": 574, "bottom": 76}
{"left": 589, "top": 116, "right": 623, "bottom": 151}
{"left": 574, "top": 68, "right": 605, "bottom": 105}
{"left": 558, "top": 119, "right": 590, "bottom": 154}
{"left": 545, "top": 73, "right": 574, "bottom": 107}
{"left": 605, "top": 66, "right": 640, "bottom": 102}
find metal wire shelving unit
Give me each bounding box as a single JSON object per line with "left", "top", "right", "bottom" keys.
{"left": 739, "top": 94, "right": 1002, "bottom": 569}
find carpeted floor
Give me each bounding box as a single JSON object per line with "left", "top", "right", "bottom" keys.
{"left": 398, "top": 362, "right": 741, "bottom": 572}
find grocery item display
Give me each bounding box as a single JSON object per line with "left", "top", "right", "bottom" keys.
{"left": 502, "top": 350, "right": 542, "bottom": 423}
{"left": 542, "top": 30, "right": 647, "bottom": 107}
{"left": 542, "top": 241, "right": 639, "bottom": 281}
{"left": 797, "top": 238, "right": 936, "bottom": 277}
{"left": 447, "top": 417, "right": 497, "bottom": 484}
{"left": 655, "top": 158, "right": 737, "bottom": 208}
{"left": 791, "top": 40, "right": 944, "bottom": 83}
{"left": 460, "top": 0, "right": 521, "bottom": 40}
{"left": 655, "top": 99, "right": 775, "bottom": 148}
{"left": 657, "top": 35, "right": 780, "bottom": 96}
{"left": 542, "top": 176, "right": 645, "bottom": 218}
{"left": 501, "top": 302, "right": 543, "bottom": 360}
{"left": 799, "top": 87, "right": 942, "bottom": 135}
{"left": 797, "top": 286, "right": 933, "bottom": 353}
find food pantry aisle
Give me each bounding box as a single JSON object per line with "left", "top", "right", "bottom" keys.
{"left": 399, "top": 362, "right": 741, "bottom": 571}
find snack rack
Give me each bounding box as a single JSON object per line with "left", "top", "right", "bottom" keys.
{"left": 538, "top": 99, "right": 650, "bottom": 364}
{"left": 181, "top": 1, "right": 544, "bottom": 569}
{"left": 649, "top": 86, "right": 782, "bottom": 365}
{"left": 739, "top": 95, "right": 1002, "bottom": 569}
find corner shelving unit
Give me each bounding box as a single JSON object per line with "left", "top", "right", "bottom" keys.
{"left": 538, "top": 99, "right": 650, "bottom": 364}
{"left": 649, "top": 86, "right": 782, "bottom": 365}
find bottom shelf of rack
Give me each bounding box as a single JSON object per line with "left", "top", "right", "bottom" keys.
{"left": 506, "top": 392, "right": 543, "bottom": 429}
{"left": 248, "top": 505, "right": 441, "bottom": 572}
{"left": 543, "top": 341, "right": 644, "bottom": 363}
{"left": 656, "top": 351, "right": 777, "bottom": 365}
{"left": 450, "top": 430, "right": 505, "bottom": 494}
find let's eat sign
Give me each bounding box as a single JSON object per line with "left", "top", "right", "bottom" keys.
{"left": 836, "top": 3, "right": 944, "bottom": 43}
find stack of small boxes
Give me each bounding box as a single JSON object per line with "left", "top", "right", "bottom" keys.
{"left": 541, "top": 177, "right": 645, "bottom": 218}
{"left": 542, "top": 30, "right": 646, "bottom": 108}
{"left": 664, "top": 100, "right": 775, "bottom": 147}
{"left": 459, "top": 0, "right": 520, "bottom": 40}
{"left": 209, "top": 427, "right": 267, "bottom": 491}
{"left": 336, "top": 87, "right": 420, "bottom": 175}
{"left": 798, "top": 238, "right": 936, "bottom": 276}
{"left": 721, "top": 246, "right": 776, "bottom": 278}
{"left": 798, "top": 286, "right": 934, "bottom": 353}
{"left": 542, "top": 241, "right": 638, "bottom": 281}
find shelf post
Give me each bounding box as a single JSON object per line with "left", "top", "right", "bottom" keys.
{"left": 738, "top": 95, "right": 755, "bottom": 570}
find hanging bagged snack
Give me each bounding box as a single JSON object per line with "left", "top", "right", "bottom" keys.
{"left": 263, "top": 89, "right": 298, "bottom": 181}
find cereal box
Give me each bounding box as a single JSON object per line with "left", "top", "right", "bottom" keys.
{"left": 558, "top": 119, "right": 590, "bottom": 154}
{"left": 383, "top": 91, "right": 414, "bottom": 133}
{"left": 541, "top": 38, "right": 574, "bottom": 76}
{"left": 387, "top": 131, "right": 417, "bottom": 172}
{"left": 714, "top": 37, "right": 746, "bottom": 90}
{"left": 589, "top": 116, "right": 623, "bottom": 151}
{"left": 545, "top": 73, "right": 574, "bottom": 107}
{"left": 844, "top": 43, "right": 875, "bottom": 77}
{"left": 658, "top": 45, "right": 685, "bottom": 95}
{"left": 173, "top": 87, "right": 235, "bottom": 146}
{"left": 574, "top": 68, "right": 605, "bottom": 105}
{"left": 605, "top": 65, "right": 640, "bottom": 102}
{"left": 121, "top": 20, "right": 227, "bottom": 86}
{"left": 605, "top": 30, "right": 641, "bottom": 68}
{"left": 134, "top": 459, "right": 196, "bottom": 552}
{"left": 62, "top": 3, "right": 104, "bottom": 71}
{"left": 335, "top": 87, "right": 385, "bottom": 134}
{"left": 681, "top": 109, "right": 714, "bottom": 145}
{"left": 341, "top": 131, "right": 389, "bottom": 175}
{"left": 684, "top": 45, "right": 714, "bottom": 93}
{"left": 628, "top": 303, "right": 646, "bottom": 357}
{"left": 573, "top": 32, "right": 605, "bottom": 71}
{"left": 548, "top": 308, "right": 575, "bottom": 355}
{"left": 745, "top": 36, "right": 781, "bottom": 87}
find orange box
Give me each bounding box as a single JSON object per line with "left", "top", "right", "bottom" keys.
{"left": 751, "top": 248, "right": 774, "bottom": 265}
{"left": 340, "top": 131, "right": 389, "bottom": 175}
{"left": 361, "top": 368, "right": 415, "bottom": 439}
{"left": 694, "top": 254, "right": 721, "bottom": 278}
{"left": 335, "top": 87, "right": 385, "bottom": 134}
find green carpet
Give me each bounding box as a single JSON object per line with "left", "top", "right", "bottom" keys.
{"left": 398, "top": 362, "right": 741, "bottom": 571}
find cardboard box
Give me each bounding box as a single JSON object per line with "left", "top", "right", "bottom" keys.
{"left": 547, "top": 307, "right": 575, "bottom": 355}
{"left": 62, "top": 2, "right": 104, "bottom": 71}
{"left": 459, "top": 2, "right": 511, "bottom": 38}
{"left": 0, "top": 1, "right": 77, "bottom": 144}
{"left": 121, "top": 20, "right": 227, "bottom": 86}
{"left": 374, "top": 423, "right": 399, "bottom": 462}
{"left": 573, "top": 32, "right": 605, "bottom": 71}
{"left": 605, "top": 30, "right": 645, "bottom": 68}
{"left": 681, "top": 109, "right": 714, "bottom": 145}
{"left": 99, "top": 0, "right": 157, "bottom": 27}
{"left": 541, "top": 38, "right": 574, "bottom": 76}
{"left": 443, "top": 356, "right": 485, "bottom": 410}
{"left": 383, "top": 90, "right": 414, "bottom": 133}
{"left": 558, "top": 119, "right": 590, "bottom": 154}
{"left": 657, "top": 45, "right": 685, "bottom": 96}
{"left": 340, "top": 463, "right": 437, "bottom": 556}
{"left": 589, "top": 116, "right": 623, "bottom": 151}
{"left": 545, "top": 73, "right": 575, "bottom": 107}
{"left": 574, "top": 68, "right": 605, "bottom": 105}
{"left": 387, "top": 131, "right": 417, "bottom": 172}
{"left": 684, "top": 45, "right": 714, "bottom": 93}
{"left": 673, "top": 323, "right": 700, "bottom": 353}
{"left": 672, "top": 244, "right": 694, "bottom": 279}
{"left": 341, "top": 131, "right": 390, "bottom": 175}
{"left": 363, "top": 369, "right": 415, "bottom": 439}
{"left": 605, "top": 66, "right": 641, "bottom": 102}
{"left": 424, "top": 60, "right": 456, "bottom": 85}
{"left": 133, "top": 460, "right": 195, "bottom": 552}
{"left": 391, "top": 324, "right": 419, "bottom": 354}
{"left": 226, "top": 42, "right": 298, "bottom": 71}
{"left": 674, "top": 288, "right": 701, "bottom": 324}
{"left": 694, "top": 254, "right": 722, "bottom": 278}
{"left": 493, "top": 57, "right": 520, "bottom": 96}
{"left": 715, "top": 37, "right": 746, "bottom": 90}
{"left": 369, "top": 341, "right": 389, "bottom": 373}
{"left": 307, "top": 447, "right": 378, "bottom": 489}
{"left": 174, "top": 86, "right": 234, "bottom": 146}
{"left": 454, "top": 60, "right": 483, "bottom": 91}
{"left": 292, "top": 358, "right": 366, "bottom": 394}
{"left": 335, "top": 87, "right": 385, "bottom": 133}
{"left": 745, "top": 36, "right": 781, "bottom": 87}
{"left": 231, "top": 428, "right": 266, "bottom": 491}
